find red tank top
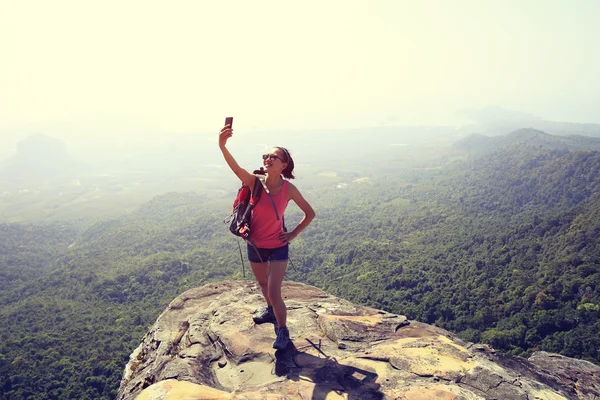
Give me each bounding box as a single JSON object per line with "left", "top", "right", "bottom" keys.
{"left": 250, "top": 180, "right": 290, "bottom": 248}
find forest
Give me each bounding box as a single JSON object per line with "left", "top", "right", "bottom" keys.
{"left": 1, "top": 138, "right": 599, "bottom": 399}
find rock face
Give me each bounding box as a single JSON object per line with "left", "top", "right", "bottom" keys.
{"left": 118, "top": 280, "right": 600, "bottom": 400}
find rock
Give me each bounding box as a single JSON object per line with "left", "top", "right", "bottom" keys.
{"left": 117, "top": 280, "right": 599, "bottom": 400}
{"left": 529, "top": 351, "right": 600, "bottom": 399}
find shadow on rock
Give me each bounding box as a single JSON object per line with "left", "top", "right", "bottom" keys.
{"left": 275, "top": 338, "right": 383, "bottom": 400}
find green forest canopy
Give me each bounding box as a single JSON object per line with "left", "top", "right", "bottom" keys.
{"left": 1, "top": 142, "right": 599, "bottom": 399}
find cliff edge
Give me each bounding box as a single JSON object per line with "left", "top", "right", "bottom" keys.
{"left": 117, "top": 280, "right": 600, "bottom": 399}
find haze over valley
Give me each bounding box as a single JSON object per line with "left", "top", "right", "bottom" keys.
{"left": 2, "top": 106, "right": 600, "bottom": 223}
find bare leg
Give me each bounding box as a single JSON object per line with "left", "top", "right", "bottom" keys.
{"left": 267, "top": 260, "right": 288, "bottom": 327}
{"left": 250, "top": 261, "right": 271, "bottom": 306}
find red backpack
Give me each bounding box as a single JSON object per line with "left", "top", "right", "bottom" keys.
{"left": 228, "top": 176, "right": 264, "bottom": 241}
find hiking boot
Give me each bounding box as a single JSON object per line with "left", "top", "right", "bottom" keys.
{"left": 253, "top": 305, "right": 276, "bottom": 324}
{"left": 274, "top": 322, "right": 279, "bottom": 336}
{"left": 273, "top": 326, "right": 290, "bottom": 350}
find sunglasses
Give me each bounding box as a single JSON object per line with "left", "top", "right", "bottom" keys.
{"left": 262, "top": 154, "right": 285, "bottom": 162}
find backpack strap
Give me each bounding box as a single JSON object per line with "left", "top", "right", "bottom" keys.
{"left": 250, "top": 176, "right": 263, "bottom": 204}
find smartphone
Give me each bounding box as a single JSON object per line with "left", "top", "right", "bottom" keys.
{"left": 225, "top": 117, "right": 233, "bottom": 128}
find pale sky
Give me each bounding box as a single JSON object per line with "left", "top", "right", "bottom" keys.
{"left": 1, "top": 0, "right": 599, "bottom": 148}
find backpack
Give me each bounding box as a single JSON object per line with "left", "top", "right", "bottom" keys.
{"left": 228, "top": 176, "right": 264, "bottom": 240}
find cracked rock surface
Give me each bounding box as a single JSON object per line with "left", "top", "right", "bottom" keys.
{"left": 117, "top": 280, "right": 599, "bottom": 400}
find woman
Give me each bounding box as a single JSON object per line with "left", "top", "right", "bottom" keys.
{"left": 219, "top": 123, "right": 315, "bottom": 350}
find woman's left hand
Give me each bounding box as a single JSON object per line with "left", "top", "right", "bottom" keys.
{"left": 279, "top": 232, "right": 296, "bottom": 244}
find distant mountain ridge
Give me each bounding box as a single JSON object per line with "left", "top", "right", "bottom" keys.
{"left": 456, "top": 106, "right": 600, "bottom": 138}
{"left": 453, "top": 128, "right": 600, "bottom": 155}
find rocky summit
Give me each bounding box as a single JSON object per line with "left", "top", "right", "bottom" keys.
{"left": 117, "top": 281, "right": 600, "bottom": 400}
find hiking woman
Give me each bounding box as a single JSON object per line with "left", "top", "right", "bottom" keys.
{"left": 219, "top": 123, "right": 315, "bottom": 350}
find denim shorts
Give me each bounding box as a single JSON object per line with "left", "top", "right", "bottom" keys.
{"left": 247, "top": 243, "right": 289, "bottom": 263}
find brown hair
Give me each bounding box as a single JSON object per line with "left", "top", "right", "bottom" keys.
{"left": 278, "top": 147, "right": 295, "bottom": 179}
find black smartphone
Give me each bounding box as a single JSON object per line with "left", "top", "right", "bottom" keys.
{"left": 225, "top": 117, "right": 233, "bottom": 128}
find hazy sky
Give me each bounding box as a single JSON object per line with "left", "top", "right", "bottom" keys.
{"left": 1, "top": 0, "right": 599, "bottom": 148}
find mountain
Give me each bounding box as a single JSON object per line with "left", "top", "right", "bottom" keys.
{"left": 456, "top": 106, "right": 600, "bottom": 138}
{"left": 0, "top": 133, "right": 88, "bottom": 184}
{"left": 453, "top": 128, "right": 600, "bottom": 155}
{"left": 118, "top": 280, "right": 600, "bottom": 400}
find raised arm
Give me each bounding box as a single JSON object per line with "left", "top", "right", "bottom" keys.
{"left": 280, "top": 182, "right": 315, "bottom": 243}
{"left": 218, "top": 125, "right": 255, "bottom": 187}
